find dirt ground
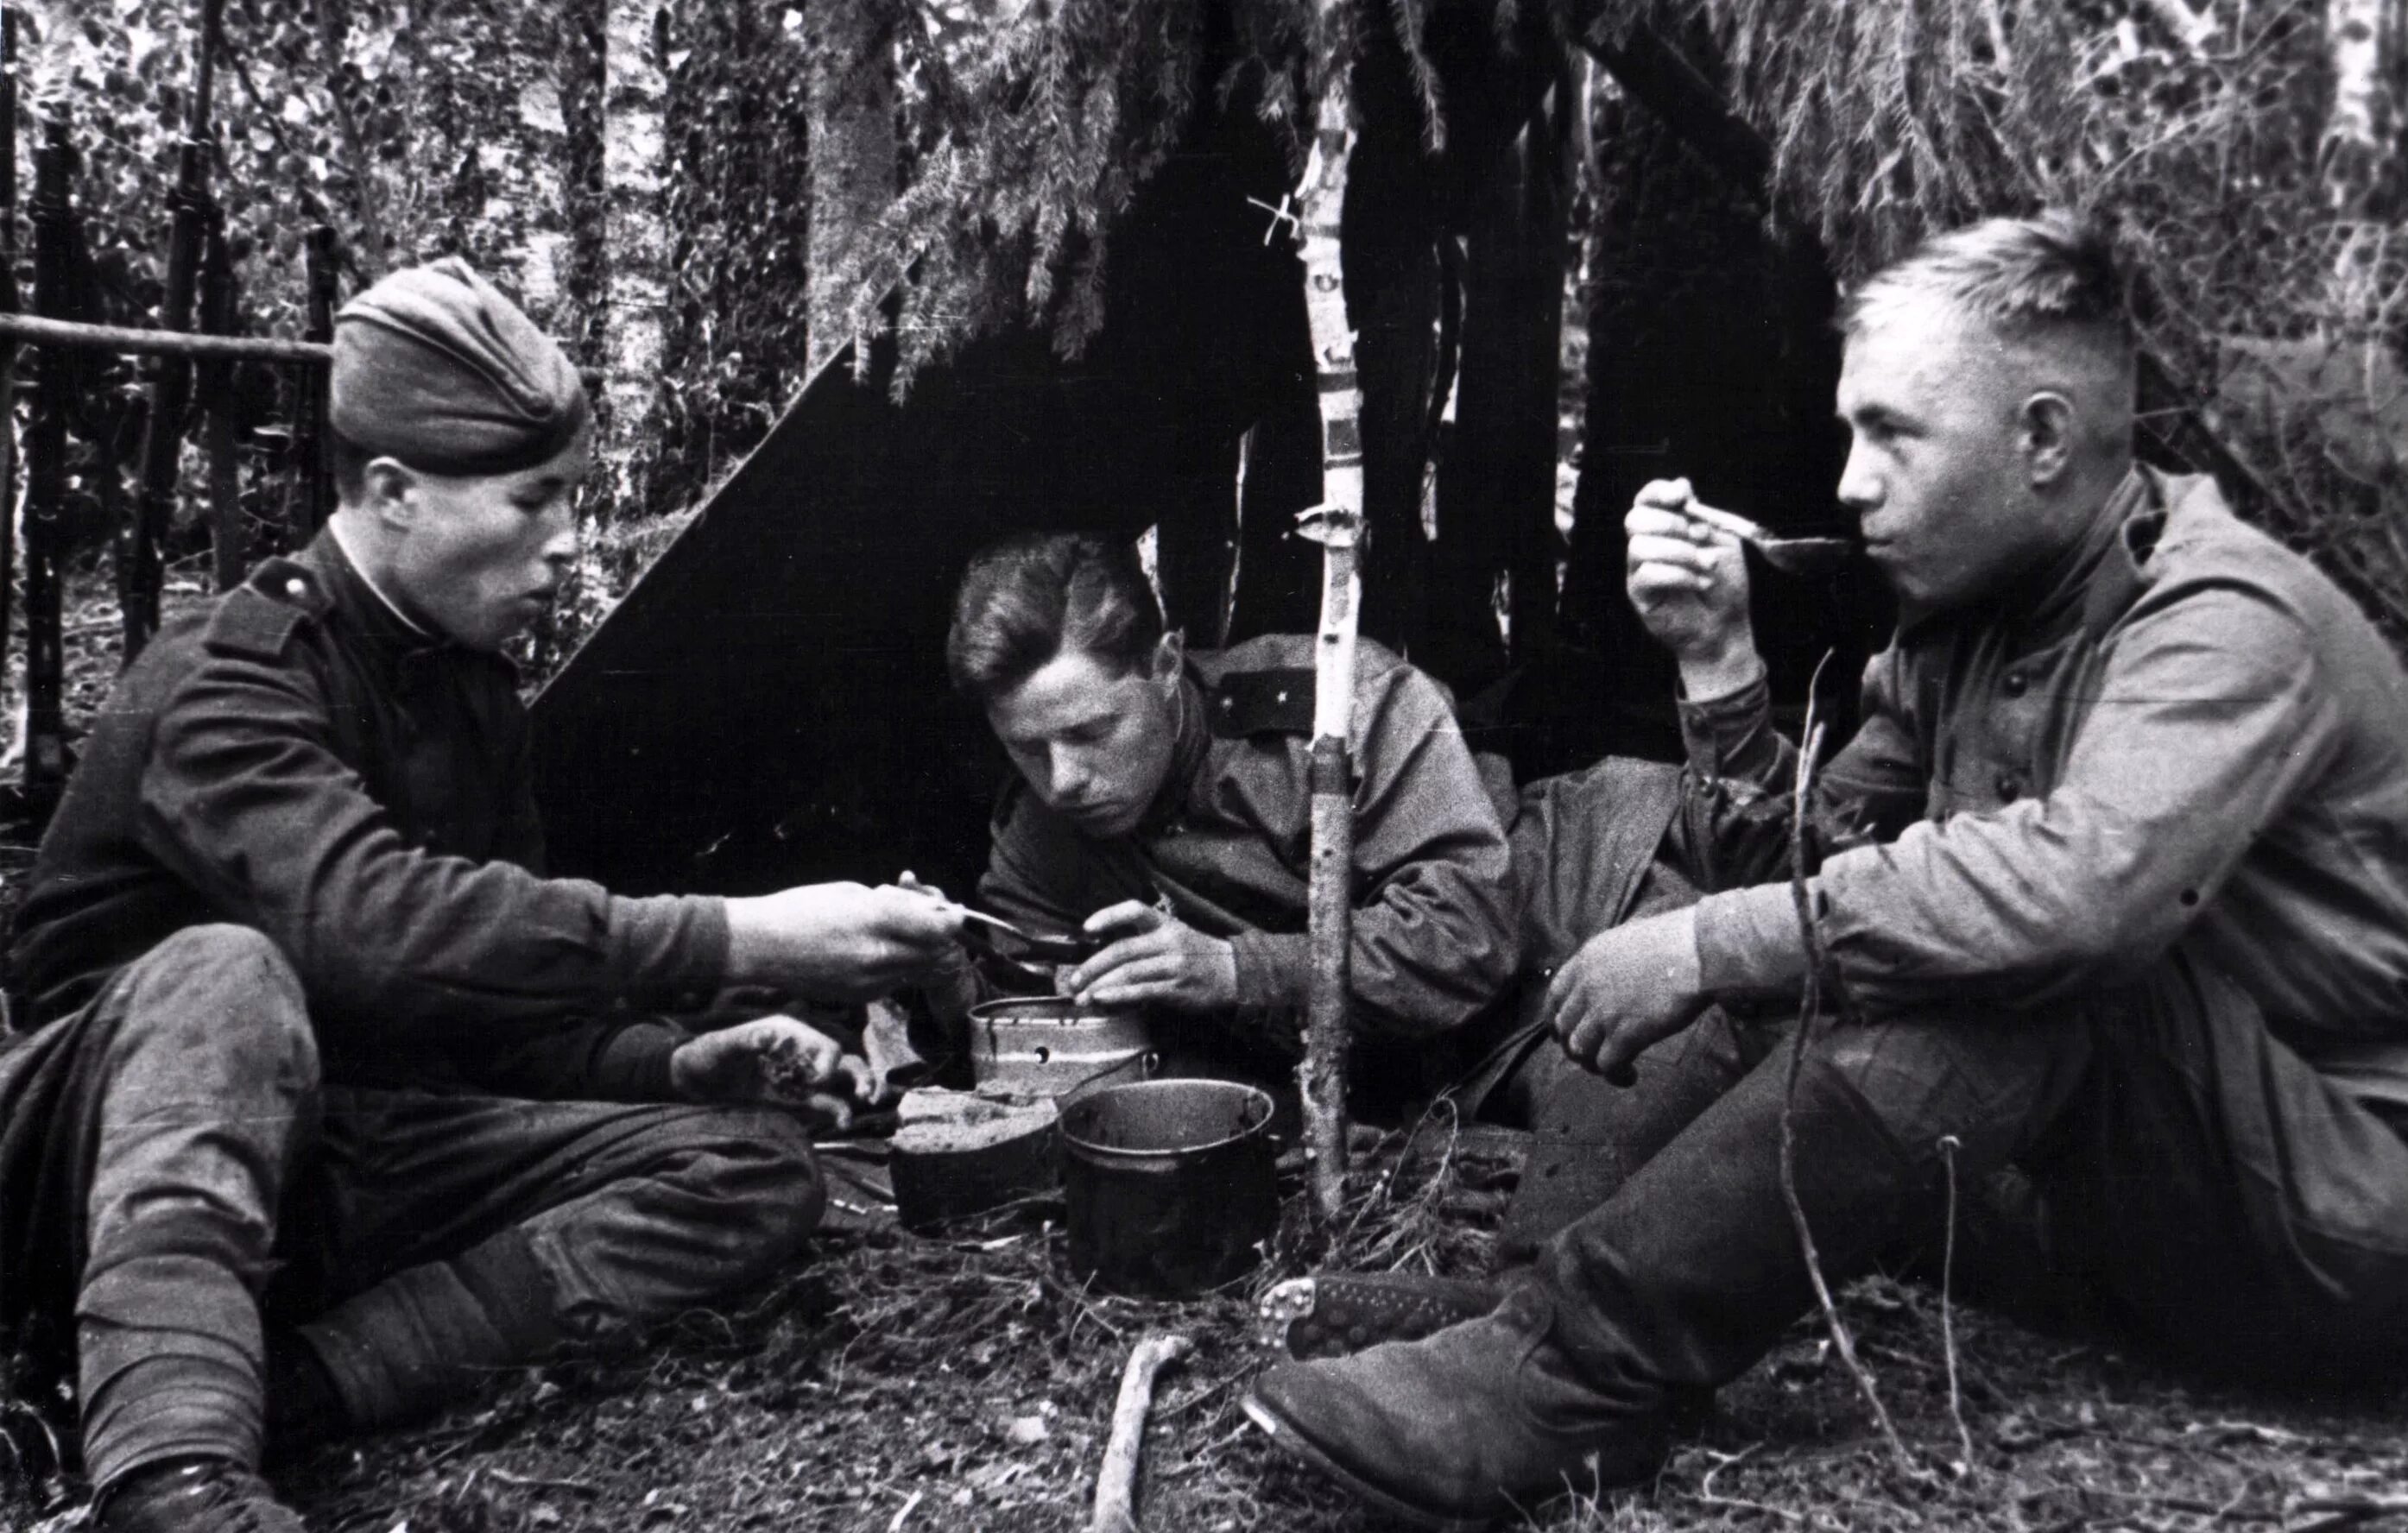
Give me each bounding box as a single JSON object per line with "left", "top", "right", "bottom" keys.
{"left": 1, "top": 563, "right": 2403, "bottom": 1533}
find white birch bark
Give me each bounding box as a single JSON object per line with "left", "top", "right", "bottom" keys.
{"left": 603, "top": 0, "right": 668, "bottom": 508}
{"left": 1295, "top": 60, "right": 1363, "bottom": 1227}
{"left": 2323, "top": 0, "right": 2394, "bottom": 215}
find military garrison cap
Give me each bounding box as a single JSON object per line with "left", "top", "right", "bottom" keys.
{"left": 330, "top": 257, "right": 589, "bottom": 476}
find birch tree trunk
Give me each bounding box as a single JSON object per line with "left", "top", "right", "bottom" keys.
{"left": 604, "top": 0, "right": 668, "bottom": 512}
{"left": 1295, "top": 59, "right": 1364, "bottom": 1227}
{"left": 806, "top": 0, "right": 897, "bottom": 375}
{"left": 2322, "top": 0, "right": 2397, "bottom": 218}
{"left": 2321, "top": 0, "right": 2402, "bottom": 322}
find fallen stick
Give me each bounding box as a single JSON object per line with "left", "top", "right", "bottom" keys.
{"left": 1089, "top": 1332, "right": 1194, "bottom": 1533}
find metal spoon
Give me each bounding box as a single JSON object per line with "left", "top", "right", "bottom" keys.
{"left": 1681, "top": 502, "right": 1858, "bottom": 579}
{"left": 946, "top": 904, "right": 1103, "bottom": 963}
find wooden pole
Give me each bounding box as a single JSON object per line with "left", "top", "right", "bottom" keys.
{"left": 0, "top": 9, "right": 21, "bottom": 698}
{"left": 123, "top": 0, "right": 225, "bottom": 660}
{"left": 1293, "top": 58, "right": 1365, "bottom": 1227}
{"left": 22, "top": 108, "right": 73, "bottom": 808}
{"left": 198, "top": 221, "right": 242, "bottom": 590}
{"left": 0, "top": 311, "right": 327, "bottom": 364}
{"left": 289, "top": 224, "right": 337, "bottom": 539}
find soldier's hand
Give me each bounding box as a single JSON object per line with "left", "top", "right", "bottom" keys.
{"left": 1545, "top": 910, "right": 1711, "bottom": 1085}
{"left": 669, "top": 1014, "right": 876, "bottom": 1127}
{"left": 725, "top": 881, "right": 967, "bottom": 1001}
{"left": 1625, "top": 478, "right": 1760, "bottom": 691}
{"left": 894, "top": 870, "right": 982, "bottom": 1025}
{"left": 1066, "top": 901, "right": 1238, "bottom": 1013}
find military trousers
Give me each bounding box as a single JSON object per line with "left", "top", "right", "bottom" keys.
{"left": 13, "top": 924, "right": 823, "bottom": 1490}
{"left": 1496, "top": 946, "right": 2408, "bottom": 1429}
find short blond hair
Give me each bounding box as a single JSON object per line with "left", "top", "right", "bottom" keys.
{"left": 1845, "top": 210, "right": 2133, "bottom": 355}
{"left": 1849, "top": 211, "right": 2138, "bottom": 452}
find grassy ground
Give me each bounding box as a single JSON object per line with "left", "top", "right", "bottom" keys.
{"left": 1, "top": 562, "right": 2402, "bottom": 1533}
{"left": 107, "top": 1126, "right": 2408, "bottom": 1533}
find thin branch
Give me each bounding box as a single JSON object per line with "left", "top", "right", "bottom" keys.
{"left": 1937, "top": 1132, "right": 1975, "bottom": 1474}
{"left": 1089, "top": 1332, "right": 1192, "bottom": 1533}
{"left": 1779, "top": 652, "right": 1917, "bottom": 1479}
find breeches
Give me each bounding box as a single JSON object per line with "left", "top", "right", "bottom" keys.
{"left": 1503, "top": 949, "right": 2408, "bottom": 1395}
{"left": 9, "top": 924, "right": 822, "bottom": 1484}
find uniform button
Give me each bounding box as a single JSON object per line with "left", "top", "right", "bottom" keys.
{"left": 285, "top": 577, "right": 307, "bottom": 599}
{"left": 1275, "top": 690, "right": 1289, "bottom": 704}
{"left": 2003, "top": 671, "right": 2027, "bottom": 697}
{"left": 1995, "top": 773, "right": 2020, "bottom": 803}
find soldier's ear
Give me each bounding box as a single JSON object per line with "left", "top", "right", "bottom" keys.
{"left": 1149, "top": 628, "right": 1185, "bottom": 688}
{"left": 2020, "top": 391, "right": 2076, "bottom": 490}
{"left": 360, "top": 457, "right": 421, "bottom": 532}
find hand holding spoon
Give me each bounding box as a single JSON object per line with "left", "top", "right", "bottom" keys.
{"left": 1678, "top": 501, "right": 1857, "bottom": 580}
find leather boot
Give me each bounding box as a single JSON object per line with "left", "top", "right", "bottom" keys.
{"left": 1243, "top": 1284, "right": 1667, "bottom": 1530}
{"left": 94, "top": 1457, "right": 307, "bottom": 1533}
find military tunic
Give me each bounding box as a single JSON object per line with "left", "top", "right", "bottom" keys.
{"left": 1680, "top": 469, "right": 2408, "bottom": 1122}
{"left": 0, "top": 531, "right": 816, "bottom": 1483}
{"left": 9, "top": 531, "right": 724, "bottom": 1093}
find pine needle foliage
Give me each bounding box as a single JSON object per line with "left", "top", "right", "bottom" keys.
{"left": 851, "top": 0, "right": 2403, "bottom": 640}
{"left": 829, "top": 0, "right": 1452, "bottom": 388}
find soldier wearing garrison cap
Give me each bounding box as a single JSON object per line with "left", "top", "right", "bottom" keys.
{"left": 0, "top": 260, "right": 964, "bottom": 1532}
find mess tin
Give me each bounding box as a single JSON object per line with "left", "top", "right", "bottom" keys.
{"left": 966, "top": 994, "right": 1157, "bottom": 1098}
{"left": 1061, "top": 1079, "right": 1279, "bottom": 1296}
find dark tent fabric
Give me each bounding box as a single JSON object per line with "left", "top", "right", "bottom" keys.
{"left": 529, "top": 129, "right": 1310, "bottom": 899}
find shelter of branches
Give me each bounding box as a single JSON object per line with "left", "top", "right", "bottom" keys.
{"left": 528, "top": 0, "right": 2403, "bottom": 899}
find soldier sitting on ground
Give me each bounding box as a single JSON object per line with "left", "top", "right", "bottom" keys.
{"left": 0, "top": 259, "right": 965, "bottom": 1532}
{"left": 939, "top": 532, "right": 1518, "bottom": 1113}
{"left": 1243, "top": 211, "right": 2408, "bottom": 1529}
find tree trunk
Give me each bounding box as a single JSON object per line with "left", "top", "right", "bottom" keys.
{"left": 805, "top": 0, "right": 897, "bottom": 375}
{"left": 1555, "top": 57, "right": 1604, "bottom": 634}
{"left": 1343, "top": 20, "right": 1441, "bottom": 659}
{"left": 1429, "top": 73, "right": 1571, "bottom": 688}
{"left": 603, "top": 0, "right": 668, "bottom": 516}
{"left": 2323, "top": 0, "right": 2397, "bottom": 217}
{"left": 311, "top": 0, "right": 389, "bottom": 278}
{"left": 558, "top": 0, "right": 608, "bottom": 369}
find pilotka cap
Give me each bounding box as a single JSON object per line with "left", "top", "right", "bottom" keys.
{"left": 330, "top": 256, "right": 590, "bottom": 476}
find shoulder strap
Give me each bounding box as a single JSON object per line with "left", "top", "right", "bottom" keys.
{"left": 200, "top": 557, "right": 328, "bottom": 661}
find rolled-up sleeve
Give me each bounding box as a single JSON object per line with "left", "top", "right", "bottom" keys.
{"left": 136, "top": 646, "right": 728, "bottom": 1045}
{"left": 1694, "top": 584, "right": 2342, "bottom": 1011}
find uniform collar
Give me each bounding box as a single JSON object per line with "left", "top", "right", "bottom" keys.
{"left": 1921, "top": 467, "right": 2155, "bottom": 653}
{"left": 1134, "top": 670, "right": 1210, "bottom": 835}
{"left": 300, "top": 531, "right": 419, "bottom": 651}
{"left": 295, "top": 529, "right": 471, "bottom": 687}
{"left": 326, "top": 516, "right": 435, "bottom": 640}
